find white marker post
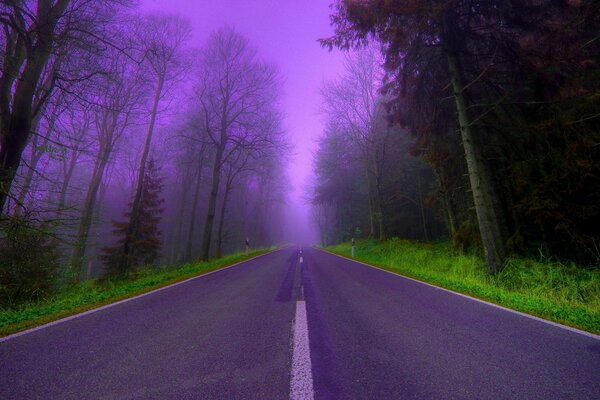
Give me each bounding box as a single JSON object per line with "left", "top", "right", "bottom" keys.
{"left": 351, "top": 237, "right": 355, "bottom": 258}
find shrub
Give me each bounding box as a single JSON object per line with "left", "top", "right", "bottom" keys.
{"left": 0, "top": 217, "right": 60, "bottom": 307}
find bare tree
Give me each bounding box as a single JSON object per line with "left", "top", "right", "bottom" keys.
{"left": 119, "top": 14, "right": 191, "bottom": 269}
{"left": 55, "top": 106, "right": 91, "bottom": 220}
{"left": 184, "top": 141, "right": 207, "bottom": 261}
{"left": 193, "top": 27, "right": 282, "bottom": 260}
{"left": 169, "top": 137, "right": 197, "bottom": 262}
{"left": 70, "top": 47, "right": 145, "bottom": 281}
{"left": 215, "top": 149, "right": 250, "bottom": 258}
{"left": 0, "top": 0, "right": 130, "bottom": 215}
{"left": 320, "top": 46, "right": 388, "bottom": 239}
{"left": 12, "top": 90, "right": 65, "bottom": 216}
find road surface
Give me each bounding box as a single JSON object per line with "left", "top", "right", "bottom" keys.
{"left": 1, "top": 247, "right": 599, "bottom": 399}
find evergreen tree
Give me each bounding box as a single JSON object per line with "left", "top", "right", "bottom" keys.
{"left": 101, "top": 156, "right": 165, "bottom": 277}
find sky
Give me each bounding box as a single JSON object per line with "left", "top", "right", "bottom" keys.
{"left": 141, "top": 0, "right": 346, "bottom": 244}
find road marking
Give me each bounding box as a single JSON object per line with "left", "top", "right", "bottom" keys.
{"left": 320, "top": 248, "right": 600, "bottom": 341}
{"left": 0, "top": 249, "right": 283, "bottom": 343}
{"left": 290, "top": 300, "right": 314, "bottom": 400}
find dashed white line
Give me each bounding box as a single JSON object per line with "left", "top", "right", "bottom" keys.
{"left": 290, "top": 300, "right": 314, "bottom": 400}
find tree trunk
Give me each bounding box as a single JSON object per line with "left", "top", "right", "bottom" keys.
{"left": 121, "top": 75, "right": 164, "bottom": 267}
{"left": 416, "top": 171, "right": 430, "bottom": 241}
{"left": 364, "top": 165, "right": 376, "bottom": 237}
{"left": 56, "top": 144, "right": 81, "bottom": 220}
{"left": 446, "top": 51, "right": 506, "bottom": 273}
{"left": 0, "top": 115, "right": 33, "bottom": 215}
{"left": 255, "top": 179, "right": 267, "bottom": 245}
{"left": 185, "top": 146, "right": 206, "bottom": 261}
{"left": 366, "top": 150, "right": 385, "bottom": 241}
{"left": 215, "top": 179, "right": 232, "bottom": 258}
{"left": 173, "top": 172, "right": 191, "bottom": 262}
{"left": 200, "top": 143, "right": 225, "bottom": 260}
{"left": 70, "top": 153, "right": 109, "bottom": 281}
{"left": 373, "top": 176, "right": 385, "bottom": 241}
{"left": 0, "top": 1, "right": 67, "bottom": 214}
{"left": 13, "top": 141, "right": 40, "bottom": 216}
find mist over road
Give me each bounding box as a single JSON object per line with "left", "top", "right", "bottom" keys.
{"left": 1, "top": 248, "right": 598, "bottom": 399}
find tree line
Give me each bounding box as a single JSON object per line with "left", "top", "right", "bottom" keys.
{"left": 312, "top": 0, "right": 599, "bottom": 273}
{"left": 0, "top": 1, "right": 288, "bottom": 305}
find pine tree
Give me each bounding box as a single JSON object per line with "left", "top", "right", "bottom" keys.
{"left": 101, "top": 156, "right": 165, "bottom": 277}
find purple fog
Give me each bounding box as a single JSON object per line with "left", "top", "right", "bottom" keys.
{"left": 141, "top": 0, "right": 345, "bottom": 246}
{"left": 2, "top": 2, "right": 599, "bottom": 398}
{"left": 1, "top": 0, "right": 345, "bottom": 279}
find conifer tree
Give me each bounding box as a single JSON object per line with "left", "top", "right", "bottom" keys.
{"left": 101, "top": 156, "right": 165, "bottom": 277}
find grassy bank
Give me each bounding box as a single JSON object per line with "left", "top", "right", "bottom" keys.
{"left": 0, "top": 248, "right": 274, "bottom": 338}
{"left": 327, "top": 240, "right": 600, "bottom": 335}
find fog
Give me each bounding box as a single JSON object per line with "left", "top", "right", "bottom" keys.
{"left": 0, "top": 0, "right": 347, "bottom": 283}
{"left": 141, "top": 0, "right": 346, "bottom": 246}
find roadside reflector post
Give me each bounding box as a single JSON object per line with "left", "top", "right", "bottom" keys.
{"left": 351, "top": 237, "right": 355, "bottom": 258}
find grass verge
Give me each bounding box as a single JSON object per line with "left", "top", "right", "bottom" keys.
{"left": 0, "top": 248, "right": 274, "bottom": 338}
{"left": 326, "top": 239, "right": 600, "bottom": 335}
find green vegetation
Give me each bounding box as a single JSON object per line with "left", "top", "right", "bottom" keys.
{"left": 327, "top": 240, "right": 600, "bottom": 335}
{"left": 0, "top": 248, "right": 274, "bottom": 338}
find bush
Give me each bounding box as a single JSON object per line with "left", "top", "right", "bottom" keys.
{"left": 0, "top": 217, "right": 60, "bottom": 307}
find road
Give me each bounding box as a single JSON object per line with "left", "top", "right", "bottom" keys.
{"left": 1, "top": 247, "right": 599, "bottom": 399}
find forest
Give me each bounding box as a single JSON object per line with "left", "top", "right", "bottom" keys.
{"left": 1, "top": 2, "right": 599, "bottom": 397}
{"left": 312, "top": 0, "right": 600, "bottom": 274}
{"left": 0, "top": 1, "right": 288, "bottom": 306}
{"left": 0, "top": 0, "right": 599, "bottom": 319}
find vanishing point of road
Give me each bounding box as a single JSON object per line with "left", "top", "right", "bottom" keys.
{"left": 1, "top": 247, "right": 599, "bottom": 399}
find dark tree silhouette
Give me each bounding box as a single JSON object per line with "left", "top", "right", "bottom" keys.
{"left": 321, "top": 0, "right": 600, "bottom": 270}
{"left": 101, "top": 157, "right": 165, "bottom": 277}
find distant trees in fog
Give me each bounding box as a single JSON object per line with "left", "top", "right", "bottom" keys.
{"left": 191, "top": 27, "right": 286, "bottom": 260}
{"left": 0, "top": 2, "right": 289, "bottom": 304}
{"left": 312, "top": 47, "right": 446, "bottom": 247}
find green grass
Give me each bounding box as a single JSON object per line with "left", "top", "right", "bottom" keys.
{"left": 326, "top": 239, "right": 600, "bottom": 335}
{"left": 0, "top": 248, "right": 274, "bottom": 338}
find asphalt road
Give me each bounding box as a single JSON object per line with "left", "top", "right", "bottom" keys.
{"left": 1, "top": 247, "right": 599, "bottom": 399}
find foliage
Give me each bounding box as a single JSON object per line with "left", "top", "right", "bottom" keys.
{"left": 321, "top": 0, "right": 600, "bottom": 266}
{"left": 0, "top": 217, "right": 60, "bottom": 307}
{"left": 328, "top": 239, "right": 600, "bottom": 334}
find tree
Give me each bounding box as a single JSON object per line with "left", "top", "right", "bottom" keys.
{"left": 322, "top": 1, "right": 510, "bottom": 272}
{"left": 70, "top": 45, "right": 145, "bottom": 281}
{"left": 193, "top": 27, "right": 282, "bottom": 260}
{"left": 55, "top": 106, "right": 91, "bottom": 220}
{"left": 120, "top": 13, "right": 190, "bottom": 268}
{"left": 322, "top": 0, "right": 600, "bottom": 270}
{"left": 101, "top": 156, "right": 164, "bottom": 277}
{"left": 184, "top": 142, "right": 208, "bottom": 261}
{"left": 12, "top": 89, "right": 64, "bottom": 217}
{"left": 0, "top": 0, "right": 129, "bottom": 215}
{"left": 320, "top": 46, "right": 388, "bottom": 239}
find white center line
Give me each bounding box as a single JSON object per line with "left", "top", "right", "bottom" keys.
{"left": 290, "top": 300, "right": 314, "bottom": 400}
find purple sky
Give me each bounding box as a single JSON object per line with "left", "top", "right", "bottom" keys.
{"left": 142, "top": 0, "right": 345, "bottom": 243}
